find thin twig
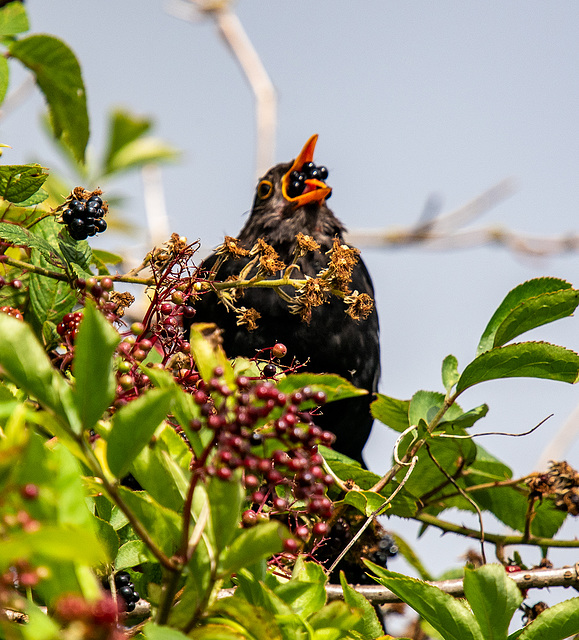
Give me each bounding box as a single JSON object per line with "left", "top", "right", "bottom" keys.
{"left": 424, "top": 444, "right": 486, "bottom": 564}
{"left": 326, "top": 455, "right": 418, "bottom": 577}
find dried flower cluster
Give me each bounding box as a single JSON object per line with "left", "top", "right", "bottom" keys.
{"left": 526, "top": 460, "right": 579, "bottom": 515}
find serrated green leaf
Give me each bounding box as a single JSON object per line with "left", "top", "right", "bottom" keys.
{"left": 516, "top": 597, "right": 579, "bottom": 640}
{"left": 10, "top": 35, "right": 88, "bottom": 163}
{"left": 73, "top": 303, "right": 119, "bottom": 432}
{"left": 0, "top": 220, "right": 59, "bottom": 262}
{"left": 463, "top": 564, "right": 522, "bottom": 640}
{"left": 107, "top": 388, "right": 173, "bottom": 478}
{"left": 371, "top": 394, "right": 410, "bottom": 432}
{"left": 219, "top": 521, "right": 286, "bottom": 578}
{"left": 438, "top": 404, "right": 488, "bottom": 430}
{"left": 275, "top": 558, "right": 327, "bottom": 619}
{"left": 457, "top": 342, "right": 579, "bottom": 393}
{"left": 58, "top": 231, "right": 92, "bottom": 272}
{"left": 493, "top": 288, "right": 579, "bottom": 349}
{"left": 340, "top": 572, "right": 384, "bottom": 638}
{"left": 0, "top": 55, "right": 8, "bottom": 106}
{"left": 366, "top": 564, "right": 483, "bottom": 640}
{"left": 17, "top": 187, "right": 49, "bottom": 206}
{"left": 92, "top": 514, "right": 119, "bottom": 563}
{"left": 442, "top": 354, "right": 460, "bottom": 393}
{"left": 205, "top": 598, "right": 285, "bottom": 640}
{"left": 0, "top": 164, "right": 48, "bottom": 203}
{"left": 0, "top": 1, "right": 29, "bottom": 36}
{"left": 340, "top": 489, "right": 390, "bottom": 517}
{"left": 28, "top": 218, "right": 76, "bottom": 335}
{"left": 0, "top": 313, "right": 81, "bottom": 432}
{"left": 477, "top": 278, "right": 572, "bottom": 355}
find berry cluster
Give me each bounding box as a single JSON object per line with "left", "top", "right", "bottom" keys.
{"left": 102, "top": 571, "right": 140, "bottom": 613}
{"left": 187, "top": 371, "right": 336, "bottom": 542}
{"left": 0, "top": 305, "right": 23, "bottom": 321}
{"left": 56, "top": 311, "right": 83, "bottom": 342}
{"left": 61, "top": 192, "right": 107, "bottom": 241}
{"left": 286, "top": 162, "right": 329, "bottom": 198}
{"left": 54, "top": 593, "right": 122, "bottom": 635}
{"left": 314, "top": 518, "right": 398, "bottom": 585}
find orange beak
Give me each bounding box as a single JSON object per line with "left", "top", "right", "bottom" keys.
{"left": 281, "top": 134, "right": 332, "bottom": 206}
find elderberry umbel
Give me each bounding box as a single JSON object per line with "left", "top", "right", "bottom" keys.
{"left": 286, "top": 162, "right": 329, "bottom": 198}
{"left": 60, "top": 189, "right": 108, "bottom": 241}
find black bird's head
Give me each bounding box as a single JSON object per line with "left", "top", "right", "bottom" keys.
{"left": 239, "top": 135, "right": 343, "bottom": 248}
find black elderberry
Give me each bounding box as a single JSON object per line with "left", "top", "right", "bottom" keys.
{"left": 94, "top": 219, "right": 107, "bottom": 232}
{"left": 302, "top": 161, "right": 315, "bottom": 176}
{"left": 263, "top": 363, "right": 277, "bottom": 378}
{"left": 114, "top": 571, "right": 131, "bottom": 587}
{"left": 62, "top": 209, "right": 73, "bottom": 223}
{"left": 318, "top": 166, "right": 328, "bottom": 180}
{"left": 88, "top": 195, "right": 103, "bottom": 207}
{"left": 287, "top": 180, "right": 305, "bottom": 198}
{"left": 70, "top": 218, "right": 85, "bottom": 234}
{"left": 70, "top": 199, "right": 86, "bottom": 213}
{"left": 118, "top": 586, "right": 134, "bottom": 600}
{"left": 309, "top": 167, "right": 320, "bottom": 179}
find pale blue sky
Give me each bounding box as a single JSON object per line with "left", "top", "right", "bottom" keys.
{"left": 4, "top": 1, "right": 579, "bottom": 598}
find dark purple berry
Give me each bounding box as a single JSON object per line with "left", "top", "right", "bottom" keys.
{"left": 318, "top": 166, "right": 328, "bottom": 180}
{"left": 88, "top": 195, "right": 103, "bottom": 207}
{"left": 94, "top": 219, "right": 107, "bottom": 233}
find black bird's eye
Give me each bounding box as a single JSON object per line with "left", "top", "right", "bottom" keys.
{"left": 257, "top": 179, "right": 273, "bottom": 199}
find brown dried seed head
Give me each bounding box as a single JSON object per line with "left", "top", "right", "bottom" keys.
{"left": 236, "top": 307, "right": 261, "bottom": 331}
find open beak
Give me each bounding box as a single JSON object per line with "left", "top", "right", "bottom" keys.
{"left": 282, "top": 134, "right": 332, "bottom": 206}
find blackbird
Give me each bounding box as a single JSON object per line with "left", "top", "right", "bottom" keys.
{"left": 189, "top": 135, "right": 380, "bottom": 464}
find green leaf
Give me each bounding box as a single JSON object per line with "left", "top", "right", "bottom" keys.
{"left": 442, "top": 354, "right": 460, "bottom": 393}
{"left": 0, "top": 1, "right": 29, "bottom": 36}
{"left": 17, "top": 187, "right": 49, "bottom": 206}
{"left": 366, "top": 563, "right": 483, "bottom": 640}
{"left": 143, "top": 622, "right": 191, "bottom": 640}
{"left": 115, "top": 540, "right": 149, "bottom": 571}
{"left": 219, "top": 521, "right": 286, "bottom": 578}
{"left": 103, "top": 108, "right": 152, "bottom": 174}
{"left": 463, "top": 565, "right": 522, "bottom": 640}
{"left": 277, "top": 373, "right": 368, "bottom": 404}
{"left": 0, "top": 56, "right": 8, "bottom": 106}
{"left": 73, "top": 303, "right": 119, "bottom": 432}
{"left": 208, "top": 473, "right": 244, "bottom": 554}
{"left": 28, "top": 218, "right": 77, "bottom": 337}
{"left": 340, "top": 572, "right": 384, "bottom": 638}
{"left": 0, "top": 164, "right": 49, "bottom": 203}
{"left": 438, "top": 404, "right": 489, "bottom": 430}
{"left": 91, "top": 248, "right": 123, "bottom": 265}
{"left": 517, "top": 598, "right": 579, "bottom": 640}
{"left": 58, "top": 231, "right": 92, "bottom": 273}
{"left": 340, "top": 489, "right": 391, "bottom": 517}
{"left": 0, "top": 220, "right": 59, "bottom": 261}
{"left": 107, "top": 388, "right": 173, "bottom": 478}
{"left": 105, "top": 137, "right": 179, "bottom": 175}
{"left": 493, "top": 288, "right": 579, "bottom": 349}
{"left": 0, "top": 313, "right": 81, "bottom": 432}
{"left": 204, "top": 598, "right": 285, "bottom": 640}
{"left": 477, "top": 278, "right": 572, "bottom": 355}
{"left": 117, "top": 486, "right": 181, "bottom": 557}
{"left": 274, "top": 558, "right": 327, "bottom": 619}
{"left": 189, "top": 323, "right": 236, "bottom": 390}
{"left": 457, "top": 342, "right": 579, "bottom": 393}
{"left": 371, "top": 394, "right": 410, "bottom": 432}
{"left": 10, "top": 35, "right": 89, "bottom": 163}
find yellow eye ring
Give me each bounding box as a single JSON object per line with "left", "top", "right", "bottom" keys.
{"left": 257, "top": 179, "right": 273, "bottom": 200}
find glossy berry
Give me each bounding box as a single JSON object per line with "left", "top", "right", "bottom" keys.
{"left": 61, "top": 192, "right": 108, "bottom": 241}
{"left": 263, "top": 363, "right": 277, "bottom": 378}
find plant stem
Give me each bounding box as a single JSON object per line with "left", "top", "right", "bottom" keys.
{"left": 415, "top": 512, "right": 579, "bottom": 548}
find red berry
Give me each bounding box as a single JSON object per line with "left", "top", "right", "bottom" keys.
{"left": 160, "top": 303, "right": 172, "bottom": 315}
{"left": 217, "top": 467, "right": 232, "bottom": 481}
{"left": 312, "top": 522, "right": 328, "bottom": 537}
{"left": 21, "top": 484, "right": 39, "bottom": 500}
{"left": 92, "top": 596, "right": 119, "bottom": 626}
{"left": 295, "top": 525, "right": 309, "bottom": 539}
{"left": 283, "top": 538, "right": 299, "bottom": 553}
{"left": 242, "top": 510, "right": 258, "bottom": 526}
{"left": 101, "top": 277, "right": 114, "bottom": 291}
{"left": 272, "top": 343, "right": 287, "bottom": 358}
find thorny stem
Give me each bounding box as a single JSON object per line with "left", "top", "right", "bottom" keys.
{"left": 415, "top": 512, "right": 579, "bottom": 548}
